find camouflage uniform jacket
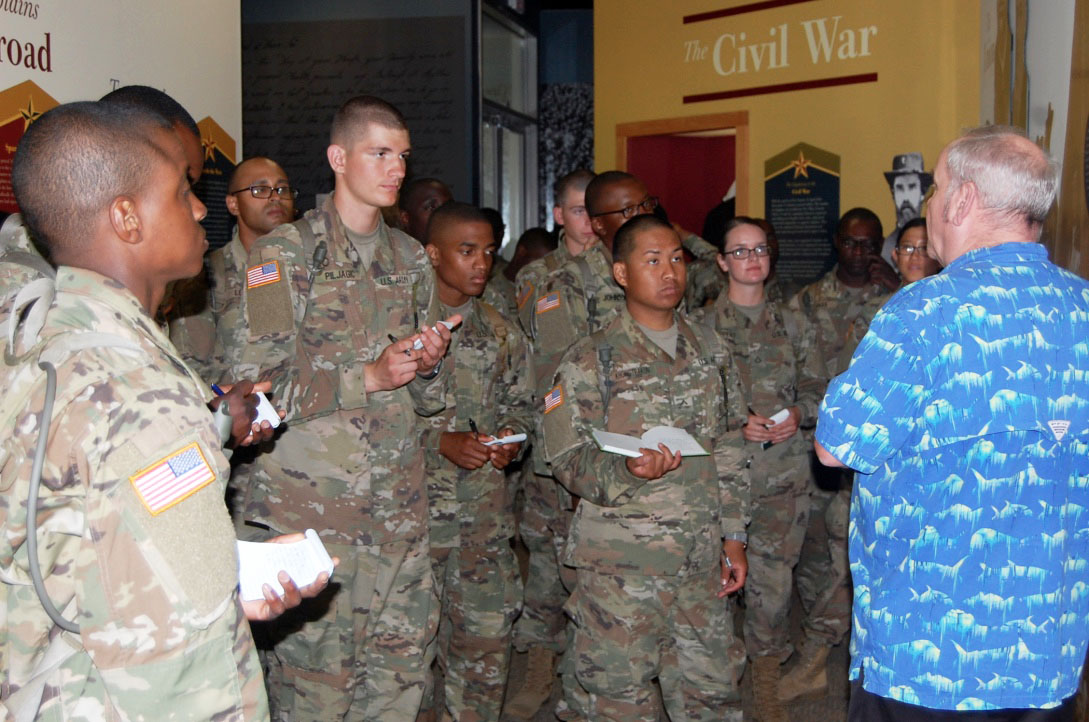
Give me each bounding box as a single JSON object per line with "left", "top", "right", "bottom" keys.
{"left": 514, "top": 233, "right": 572, "bottom": 335}
{"left": 691, "top": 293, "right": 828, "bottom": 492}
{"left": 0, "top": 267, "right": 266, "bottom": 720}
{"left": 787, "top": 266, "right": 891, "bottom": 378}
{"left": 542, "top": 307, "right": 751, "bottom": 576}
{"left": 482, "top": 267, "right": 518, "bottom": 322}
{"left": 232, "top": 193, "right": 446, "bottom": 545}
{"left": 0, "top": 214, "right": 53, "bottom": 325}
{"left": 421, "top": 299, "right": 535, "bottom": 548}
{"left": 167, "top": 227, "right": 249, "bottom": 384}
{"left": 680, "top": 231, "right": 726, "bottom": 311}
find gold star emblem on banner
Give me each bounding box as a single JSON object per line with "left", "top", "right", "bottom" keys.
{"left": 20, "top": 97, "right": 42, "bottom": 130}
{"left": 202, "top": 135, "right": 218, "bottom": 161}
{"left": 790, "top": 151, "right": 811, "bottom": 179}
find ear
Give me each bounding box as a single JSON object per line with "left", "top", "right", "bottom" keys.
{"left": 109, "top": 196, "right": 142, "bottom": 245}
{"left": 949, "top": 181, "right": 975, "bottom": 226}
{"left": 716, "top": 253, "right": 730, "bottom": 274}
{"left": 225, "top": 192, "right": 240, "bottom": 218}
{"left": 612, "top": 260, "right": 628, "bottom": 289}
{"left": 424, "top": 242, "right": 440, "bottom": 268}
{"left": 326, "top": 144, "right": 346, "bottom": 175}
{"left": 399, "top": 208, "right": 410, "bottom": 230}
{"left": 590, "top": 216, "right": 606, "bottom": 239}
{"left": 552, "top": 206, "right": 564, "bottom": 228}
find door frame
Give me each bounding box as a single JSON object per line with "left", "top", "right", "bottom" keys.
{"left": 615, "top": 111, "right": 749, "bottom": 215}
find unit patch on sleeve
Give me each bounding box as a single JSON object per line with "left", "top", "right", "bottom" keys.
{"left": 129, "top": 442, "right": 216, "bottom": 515}
{"left": 544, "top": 385, "right": 564, "bottom": 414}
{"left": 536, "top": 292, "right": 560, "bottom": 315}
{"left": 246, "top": 261, "right": 282, "bottom": 289}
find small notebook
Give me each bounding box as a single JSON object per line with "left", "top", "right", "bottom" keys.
{"left": 236, "top": 529, "right": 335, "bottom": 601}
{"left": 591, "top": 426, "right": 709, "bottom": 458}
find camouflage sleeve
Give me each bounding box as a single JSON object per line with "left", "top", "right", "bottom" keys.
{"left": 514, "top": 264, "right": 540, "bottom": 336}
{"left": 407, "top": 261, "right": 447, "bottom": 417}
{"left": 682, "top": 232, "right": 720, "bottom": 261}
{"left": 542, "top": 350, "right": 651, "bottom": 507}
{"left": 530, "top": 269, "right": 587, "bottom": 398}
{"left": 496, "top": 322, "right": 536, "bottom": 455}
{"left": 715, "top": 336, "right": 752, "bottom": 537}
{"left": 790, "top": 307, "right": 829, "bottom": 428}
{"left": 165, "top": 274, "right": 216, "bottom": 384}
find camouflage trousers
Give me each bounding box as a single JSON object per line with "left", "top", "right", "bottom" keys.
{"left": 512, "top": 469, "right": 575, "bottom": 653}
{"left": 566, "top": 568, "right": 745, "bottom": 722}
{"left": 793, "top": 468, "right": 853, "bottom": 645}
{"left": 422, "top": 542, "right": 523, "bottom": 722}
{"left": 263, "top": 534, "right": 438, "bottom": 721}
{"left": 743, "top": 440, "right": 811, "bottom": 661}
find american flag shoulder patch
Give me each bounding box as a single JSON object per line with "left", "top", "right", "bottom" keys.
{"left": 247, "top": 260, "right": 282, "bottom": 289}
{"left": 536, "top": 292, "right": 560, "bottom": 315}
{"left": 543, "top": 385, "right": 564, "bottom": 414}
{"left": 517, "top": 282, "right": 534, "bottom": 309}
{"left": 129, "top": 442, "right": 216, "bottom": 515}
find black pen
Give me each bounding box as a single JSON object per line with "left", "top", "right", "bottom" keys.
{"left": 388, "top": 333, "right": 411, "bottom": 356}
{"left": 469, "top": 418, "right": 479, "bottom": 436}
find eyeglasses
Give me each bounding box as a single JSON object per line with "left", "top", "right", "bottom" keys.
{"left": 229, "top": 184, "right": 298, "bottom": 200}
{"left": 896, "top": 244, "right": 928, "bottom": 255}
{"left": 838, "top": 237, "right": 877, "bottom": 252}
{"left": 591, "top": 195, "right": 659, "bottom": 219}
{"left": 724, "top": 245, "right": 770, "bottom": 259}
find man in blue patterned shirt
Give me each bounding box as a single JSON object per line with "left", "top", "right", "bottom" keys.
{"left": 815, "top": 126, "right": 1089, "bottom": 720}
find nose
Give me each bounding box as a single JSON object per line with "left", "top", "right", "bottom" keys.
{"left": 191, "top": 193, "right": 207, "bottom": 222}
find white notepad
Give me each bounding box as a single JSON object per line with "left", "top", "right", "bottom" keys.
{"left": 236, "top": 529, "right": 335, "bottom": 601}
{"left": 591, "top": 426, "right": 709, "bottom": 458}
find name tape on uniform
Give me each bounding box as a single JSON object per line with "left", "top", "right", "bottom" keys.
{"left": 129, "top": 442, "right": 215, "bottom": 515}
{"left": 247, "top": 260, "right": 282, "bottom": 289}
{"left": 536, "top": 292, "right": 560, "bottom": 315}
{"left": 544, "top": 385, "right": 564, "bottom": 414}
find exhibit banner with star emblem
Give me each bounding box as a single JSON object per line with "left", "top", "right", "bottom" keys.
{"left": 764, "top": 142, "right": 839, "bottom": 287}
{"left": 195, "top": 116, "right": 237, "bottom": 249}
{"left": 0, "top": 80, "right": 57, "bottom": 213}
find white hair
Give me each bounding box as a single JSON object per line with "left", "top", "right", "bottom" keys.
{"left": 944, "top": 125, "right": 1058, "bottom": 226}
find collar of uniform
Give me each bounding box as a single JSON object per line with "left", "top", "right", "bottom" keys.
{"left": 946, "top": 240, "right": 1046, "bottom": 272}
{"left": 324, "top": 191, "right": 390, "bottom": 254}
{"left": 616, "top": 304, "right": 696, "bottom": 363}
{"left": 55, "top": 266, "right": 154, "bottom": 324}
{"left": 222, "top": 227, "right": 247, "bottom": 267}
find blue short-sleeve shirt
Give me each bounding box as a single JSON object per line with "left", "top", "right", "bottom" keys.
{"left": 816, "top": 242, "right": 1089, "bottom": 710}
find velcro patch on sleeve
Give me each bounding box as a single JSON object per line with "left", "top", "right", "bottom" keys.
{"left": 246, "top": 260, "right": 282, "bottom": 289}
{"left": 536, "top": 292, "right": 560, "bottom": 315}
{"left": 544, "top": 385, "right": 564, "bottom": 414}
{"left": 517, "top": 282, "right": 534, "bottom": 309}
{"left": 129, "top": 442, "right": 215, "bottom": 515}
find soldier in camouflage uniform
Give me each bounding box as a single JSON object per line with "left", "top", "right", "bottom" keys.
{"left": 399, "top": 177, "right": 453, "bottom": 244}
{"left": 0, "top": 213, "right": 53, "bottom": 322}
{"left": 168, "top": 157, "right": 297, "bottom": 385}
{"left": 229, "top": 97, "right": 457, "bottom": 721}
{"left": 543, "top": 215, "right": 750, "bottom": 722}
{"left": 505, "top": 169, "right": 596, "bottom": 716}
{"left": 0, "top": 101, "right": 321, "bottom": 720}
{"left": 416, "top": 203, "right": 535, "bottom": 721}
{"left": 779, "top": 208, "right": 897, "bottom": 701}
{"left": 690, "top": 218, "right": 827, "bottom": 722}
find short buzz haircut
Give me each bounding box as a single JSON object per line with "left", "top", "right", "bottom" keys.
{"left": 553, "top": 169, "right": 595, "bottom": 205}
{"left": 612, "top": 213, "right": 676, "bottom": 262}
{"left": 896, "top": 217, "right": 927, "bottom": 246}
{"left": 584, "top": 170, "right": 637, "bottom": 217}
{"left": 516, "top": 227, "right": 557, "bottom": 255}
{"left": 12, "top": 101, "right": 172, "bottom": 255}
{"left": 424, "top": 201, "right": 492, "bottom": 246}
{"left": 722, "top": 216, "right": 765, "bottom": 247}
{"left": 227, "top": 156, "right": 283, "bottom": 190}
{"left": 100, "top": 85, "right": 199, "bottom": 140}
{"left": 399, "top": 177, "right": 451, "bottom": 210}
{"left": 330, "top": 95, "right": 407, "bottom": 146}
{"left": 836, "top": 207, "right": 883, "bottom": 240}
{"left": 944, "top": 125, "right": 1058, "bottom": 226}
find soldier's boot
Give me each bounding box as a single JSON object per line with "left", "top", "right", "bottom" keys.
{"left": 778, "top": 638, "right": 831, "bottom": 701}
{"left": 751, "top": 656, "right": 786, "bottom": 722}
{"left": 503, "top": 646, "right": 556, "bottom": 719}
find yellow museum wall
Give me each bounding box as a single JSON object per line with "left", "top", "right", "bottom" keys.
{"left": 594, "top": 0, "right": 980, "bottom": 232}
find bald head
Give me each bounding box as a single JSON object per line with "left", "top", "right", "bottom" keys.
{"left": 12, "top": 101, "right": 172, "bottom": 255}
